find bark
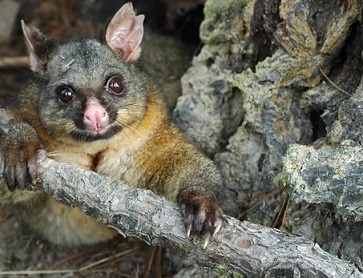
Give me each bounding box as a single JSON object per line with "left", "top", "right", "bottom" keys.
{"left": 31, "top": 157, "right": 361, "bottom": 277}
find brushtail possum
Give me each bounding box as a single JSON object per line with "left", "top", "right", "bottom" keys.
{"left": 0, "top": 2, "right": 222, "bottom": 248}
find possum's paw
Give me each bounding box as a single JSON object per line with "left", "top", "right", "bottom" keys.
{"left": 0, "top": 123, "right": 46, "bottom": 191}
{"left": 177, "top": 190, "right": 223, "bottom": 249}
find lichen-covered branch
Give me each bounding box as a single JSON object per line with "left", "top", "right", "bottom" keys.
{"left": 35, "top": 157, "right": 361, "bottom": 277}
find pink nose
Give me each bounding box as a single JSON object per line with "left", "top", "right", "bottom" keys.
{"left": 84, "top": 99, "right": 109, "bottom": 130}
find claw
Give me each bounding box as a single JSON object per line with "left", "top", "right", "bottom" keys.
{"left": 178, "top": 190, "right": 222, "bottom": 243}
{"left": 202, "top": 236, "right": 210, "bottom": 249}
{"left": 213, "top": 223, "right": 222, "bottom": 237}
{"left": 36, "top": 149, "right": 47, "bottom": 162}
{"left": 186, "top": 226, "right": 191, "bottom": 238}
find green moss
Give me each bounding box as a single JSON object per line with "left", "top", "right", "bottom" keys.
{"left": 215, "top": 264, "right": 244, "bottom": 277}
{"left": 274, "top": 172, "right": 291, "bottom": 188}
{"left": 174, "top": 243, "right": 190, "bottom": 253}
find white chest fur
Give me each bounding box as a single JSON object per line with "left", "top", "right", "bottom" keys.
{"left": 96, "top": 147, "right": 136, "bottom": 181}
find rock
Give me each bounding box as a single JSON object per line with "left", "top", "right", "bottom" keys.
{"left": 265, "top": 0, "right": 361, "bottom": 87}
{"left": 276, "top": 142, "right": 363, "bottom": 221}
{"left": 328, "top": 74, "right": 363, "bottom": 143}
{"left": 173, "top": 0, "right": 246, "bottom": 156}
{"left": 215, "top": 69, "right": 312, "bottom": 218}
{"left": 174, "top": 3, "right": 363, "bottom": 271}
{"left": 275, "top": 140, "right": 363, "bottom": 269}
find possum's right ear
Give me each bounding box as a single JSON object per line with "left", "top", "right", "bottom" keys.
{"left": 105, "top": 2, "right": 144, "bottom": 62}
{"left": 21, "top": 21, "right": 57, "bottom": 74}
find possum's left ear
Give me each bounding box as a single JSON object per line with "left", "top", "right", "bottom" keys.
{"left": 22, "top": 20, "right": 57, "bottom": 73}
{"left": 105, "top": 2, "right": 144, "bottom": 62}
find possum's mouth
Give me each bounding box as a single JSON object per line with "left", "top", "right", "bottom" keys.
{"left": 70, "top": 125, "right": 121, "bottom": 142}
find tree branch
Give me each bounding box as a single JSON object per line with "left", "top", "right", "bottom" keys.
{"left": 36, "top": 157, "right": 361, "bottom": 277}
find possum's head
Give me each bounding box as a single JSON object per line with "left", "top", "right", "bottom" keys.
{"left": 22, "top": 2, "right": 150, "bottom": 143}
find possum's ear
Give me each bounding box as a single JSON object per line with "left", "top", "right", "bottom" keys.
{"left": 21, "top": 20, "right": 57, "bottom": 74}
{"left": 105, "top": 2, "right": 144, "bottom": 62}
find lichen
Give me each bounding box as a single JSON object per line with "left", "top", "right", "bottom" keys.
{"left": 200, "top": 0, "right": 247, "bottom": 44}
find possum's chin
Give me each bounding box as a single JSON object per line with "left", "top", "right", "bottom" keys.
{"left": 88, "top": 126, "right": 110, "bottom": 136}
{"left": 70, "top": 125, "right": 121, "bottom": 142}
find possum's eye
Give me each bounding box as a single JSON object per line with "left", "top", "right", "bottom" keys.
{"left": 58, "top": 87, "right": 75, "bottom": 103}
{"left": 107, "top": 76, "right": 124, "bottom": 95}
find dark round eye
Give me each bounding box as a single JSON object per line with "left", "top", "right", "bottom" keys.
{"left": 58, "top": 87, "right": 75, "bottom": 103}
{"left": 107, "top": 76, "right": 124, "bottom": 95}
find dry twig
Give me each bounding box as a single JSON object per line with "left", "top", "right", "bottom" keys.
{"left": 0, "top": 56, "right": 29, "bottom": 68}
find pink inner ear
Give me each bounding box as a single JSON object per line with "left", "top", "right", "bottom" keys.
{"left": 105, "top": 3, "right": 145, "bottom": 61}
